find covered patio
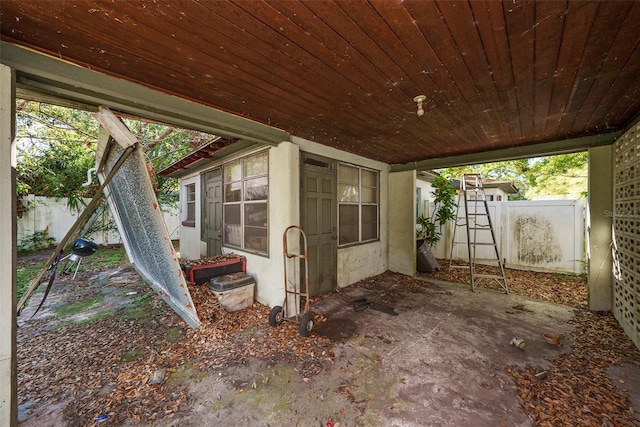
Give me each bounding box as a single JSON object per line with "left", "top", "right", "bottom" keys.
{"left": 2, "top": 1, "right": 640, "bottom": 425}
{"left": 15, "top": 265, "right": 640, "bottom": 426}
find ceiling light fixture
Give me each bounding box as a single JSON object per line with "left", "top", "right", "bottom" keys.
{"left": 413, "top": 95, "right": 427, "bottom": 117}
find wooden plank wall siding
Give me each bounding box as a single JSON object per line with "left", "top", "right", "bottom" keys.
{"left": 2, "top": 1, "right": 640, "bottom": 165}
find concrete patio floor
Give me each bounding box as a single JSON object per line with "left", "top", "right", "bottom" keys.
{"left": 310, "top": 276, "right": 575, "bottom": 426}
{"left": 173, "top": 273, "right": 640, "bottom": 426}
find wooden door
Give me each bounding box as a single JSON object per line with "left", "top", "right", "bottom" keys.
{"left": 201, "top": 168, "right": 223, "bottom": 257}
{"left": 301, "top": 154, "right": 337, "bottom": 296}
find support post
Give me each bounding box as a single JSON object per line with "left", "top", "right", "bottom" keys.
{"left": 587, "top": 145, "right": 614, "bottom": 311}
{"left": 0, "top": 64, "right": 18, "bottom": 426}
{"left": 388, "top": 170, "right": 417, "bottom": 276}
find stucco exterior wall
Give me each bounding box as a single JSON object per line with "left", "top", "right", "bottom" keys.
{"left": 177, "top": 137, "right": 390, "bottom": 308}
{"left": 176, "top": 142, "right": 297, "bottom": 307}
{"left": 587, "top": 144, "right": 613, "bottom": 311}
{"left": 177, "top": 174, "right": 202, "bottom": 260}
{"left": 253, "top": 141, "right": 299, "bottom": 307}
{"left": 388, "top": 170, "right": 416, "bottom": 276}
{"left": 291, "top": 136, "right": 390, "bottom": 287}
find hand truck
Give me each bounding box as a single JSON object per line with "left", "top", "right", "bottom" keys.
{"left": 268, "top": 225, "right": 314, "bottom": 337}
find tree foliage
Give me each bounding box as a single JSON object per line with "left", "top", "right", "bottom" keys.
{"left": 438, "top": 152, "right": 588, "bottom": 200}
{"left": 526, "top": 152, "right": 588, "bottom": 199}
{"left": 416, "top": 175, "right": 458, "bottom": 247}
{"left": 16, "top": 102, "right": 99, "bottom": 210}
{"left": 16, "top": 101, "right": 209, "bottom": 212}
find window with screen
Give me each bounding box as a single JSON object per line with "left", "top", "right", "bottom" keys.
{"left": 338, "top": 163, "right": 379, "bottom": 245}
{"left": 182, "top": 183, "right": 196, "bottom": 227}
{"left": 223, "top": 151, "right": 268, "bottom": 254}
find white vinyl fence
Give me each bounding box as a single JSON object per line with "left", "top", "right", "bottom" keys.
{"left": 431, "top": 199, "right": 585, "bottom": 274}
{"left": 17, "top": 195, "right": 180, "bottom": 247}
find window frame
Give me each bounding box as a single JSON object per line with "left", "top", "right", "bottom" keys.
{"left": 182, "top": 182, "right": 196, "bottom": 227}
{"left": 337, "top": 162, "right": 380, "bottom": 247}
{"left": 222, "top": 150, "right": 269, "bottom": 256}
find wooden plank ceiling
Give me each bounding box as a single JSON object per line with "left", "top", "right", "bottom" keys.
{"left": 1, "top": 0, "right": 640, "bottom": 165}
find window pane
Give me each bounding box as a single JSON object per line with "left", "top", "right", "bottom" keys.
{"left": 244, "top": 202, "right": 267, "bottom": 227}
{"left": 224, "top": 204, "right": 241, "bottom": 225}
{"left": 224, "top": 182, "right": 241, "bottom": 202}
{"left": 224, "top": 159, "right": 241, "bottom": 182}
{"left": 244, "top": 151, "right": 268, "bottom": 177}
{"left": 339, "top": 164, "right": 358, "bottom": 185}
{"left": 339, "top": 205, "right": 359, "bottom": 245}
{"left": 223, "top": 204, "right": 241, "bottom": 247}
{"left": 339, "top": 184, "right": 359, "bottom": 202}
{"left": 224, "top": 225, "right": 242, "bottom": 247}
{"left": 245, "top": 226, "right": 267, "bottom": 252}
{"left": 187, "top": 201, "right": 195, "bottom": 221}
{"left": 245, "top": 177, "right": 268, "bottom": 201}
{"left": 362, "top": 205, "right": 378, "bottom": 241}
{"left": 361, "top": 186, "right": 377, "bottom": 203}
{"left": 361, "top": 169, "right": 377, "bottom": 186}
{"left": 186, "top": 183, "right": 196, "bottom": 202}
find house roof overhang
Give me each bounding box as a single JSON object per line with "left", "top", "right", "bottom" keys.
{"left": 482, "top": 180, "right": 519, "bottom": 194}
{"left": 2, "top": 1, "right": 640, "bottom": 168}
{"left": 159, "top": 137, "right": 251, "bottom": 179}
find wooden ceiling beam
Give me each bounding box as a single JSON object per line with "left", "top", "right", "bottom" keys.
{"left": 0, "top": 42, "right": 290, "bottom": 146}
{"left": 391, "top": 130, "right": 623, "bottom": 171}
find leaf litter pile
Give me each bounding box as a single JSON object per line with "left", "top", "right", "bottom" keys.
{"left": 426, "top": 258, "right": 588, "bottom": 309}
{"left": 17, "top": 251, "right": 640, "bottom": 426}
{"left": 508, "top": 310, "right": 640, "bottom": 426}
{"left": 422, "top": 260, "right": 640, "bottom": 426}
{"left": 17, "top": 265, "right": 333, "bottom": 426}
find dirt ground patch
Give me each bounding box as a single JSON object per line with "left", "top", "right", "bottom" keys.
{"left": 16, "top": 250, "right": 640, "bottom": 426}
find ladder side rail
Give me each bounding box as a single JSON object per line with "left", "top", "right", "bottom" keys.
{"left": 448, "top": 191, "right": 466, "bottom": 271}
{"left": 482, "top": 196, "right": 509, "bottom": 293}
{"left": 462, "top": 181, "right": 475, "bottom": 291}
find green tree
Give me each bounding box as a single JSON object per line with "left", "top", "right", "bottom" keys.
{"left": 525, "top": 152, "right": 588, "bottom": 199}
{"left": 16, "top": 102, "right": 99, "bottom": 211}
{"left": 437, "top": 152, "right": 588, "bottom": 200}
{"left": 16, "top": 101, "right": 207, "bottom": 211}
{"left": 439, "top": 158, "right": 530, "bottom": 200}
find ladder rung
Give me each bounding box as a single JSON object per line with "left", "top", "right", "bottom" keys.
{"left": 468, "top": 226, "right": 491, "bottom": 230}
{"left": 473, "top": 258, "right": 502, "bottom": 262}
{"left": 469, "top": 242, "right": 497, "bottom": 246}
{"left": 473, "top": 274, "right": 506, "bottom": 281}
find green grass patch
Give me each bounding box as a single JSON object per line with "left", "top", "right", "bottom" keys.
{"left": 119, "top": 292, "right": 165, "bottom": 323}
{"left": 16, "top": 262, "right": 48, "bottom": 302}
{"left": 57, "top": 308, "right": 117, "bottom": 328}
{"left": 16, "top": 244, "right": 130, "bottom": 303}
{"left": 120, "top": 348, "right": 146, "bottom": 363}
{"left": 165, "top": 327, "right": 185, "bottom": 342}
{"left": 79, "top": 245, "right": 129, "bottom": 270}
{"left": 54, "top": 296, "right": 104, "bottom": 318}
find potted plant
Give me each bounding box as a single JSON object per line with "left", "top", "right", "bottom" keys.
{"left": 416, "top": 175, "right": 457, "bottom": 272}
